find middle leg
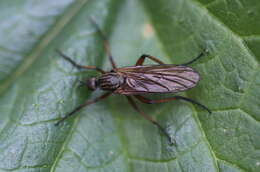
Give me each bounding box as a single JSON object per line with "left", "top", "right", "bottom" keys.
{"left": 134, "top": 95, "right": 211, "bottom": 114}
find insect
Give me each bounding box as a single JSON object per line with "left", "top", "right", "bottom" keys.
{"left": 55, "top": 19, "right": 211, "bottom": 143}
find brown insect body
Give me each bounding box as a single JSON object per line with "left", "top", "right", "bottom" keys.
{"left": 56, "top": 18, "right": 211, "bottom": 144}
{"left": 88, "top": 65, "right": 200, "bottom": 95}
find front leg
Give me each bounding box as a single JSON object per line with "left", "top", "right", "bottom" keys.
{"left": 56, "top": 49, "right": 105, "bottom": 74}
{"left": 90, "top": 17, "right": 117, "bottom": 69}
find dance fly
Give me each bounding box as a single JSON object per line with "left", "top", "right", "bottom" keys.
{"left": 55, "top": 19, "right": 211, "bottom": 144}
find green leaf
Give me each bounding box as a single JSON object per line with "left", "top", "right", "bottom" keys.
{"left": 0, "top": 0, "right": 259, "bottom": 171}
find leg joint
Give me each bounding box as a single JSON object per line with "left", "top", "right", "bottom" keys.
{"left": 141, "top": 54, "right": 149, "bottom": 58}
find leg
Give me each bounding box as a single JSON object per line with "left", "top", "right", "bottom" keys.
{"left": 126, "top": 96, "right": 173, "bottom": 144}
{"left": 55, "top": 92, "right": 111, "bottom": 126}
{"left": 134, "top": 95, "right": 211, "bottom": 114}
{"left": 180, "top": 50, "right": 206, "bottom": 66}
{"left": 56, "top": 49, "right": 105, "bottom": 74}
{"left": 136, "top": 54, "right": 165, "bottom": 66}
{"left": 90, "top": 17, "right": 117, "bottom": 69}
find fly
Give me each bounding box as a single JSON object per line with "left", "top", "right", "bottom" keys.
{"left": 55, "top": 18, "right": 211, "bottom": 144}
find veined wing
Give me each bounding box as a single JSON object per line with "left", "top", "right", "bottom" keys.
{"left": 115, "top": 65, "right": 200, "bottom": 95}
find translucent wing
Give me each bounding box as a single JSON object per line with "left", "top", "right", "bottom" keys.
{"left": 115, "top": 65, "right": 200, "bottom": 95}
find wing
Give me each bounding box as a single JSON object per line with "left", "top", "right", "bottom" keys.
{"left": 115, "top": 65, "right": 200, "bottom": 95}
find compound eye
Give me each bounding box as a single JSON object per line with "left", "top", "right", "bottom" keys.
{"left": 86, "top": 78, "right": 97, "bottom": 91}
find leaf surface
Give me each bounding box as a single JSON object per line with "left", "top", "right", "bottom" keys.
{"left": 0, "top": 0, "right": 259, "bottom": 172}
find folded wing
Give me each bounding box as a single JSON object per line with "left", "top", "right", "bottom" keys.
{"left": 115, "top": 65, "right": 200, "bottom": 95}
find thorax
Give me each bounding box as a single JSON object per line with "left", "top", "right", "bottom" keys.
{"left": 97, "top": 72, "right": 124, "bottom": 91}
